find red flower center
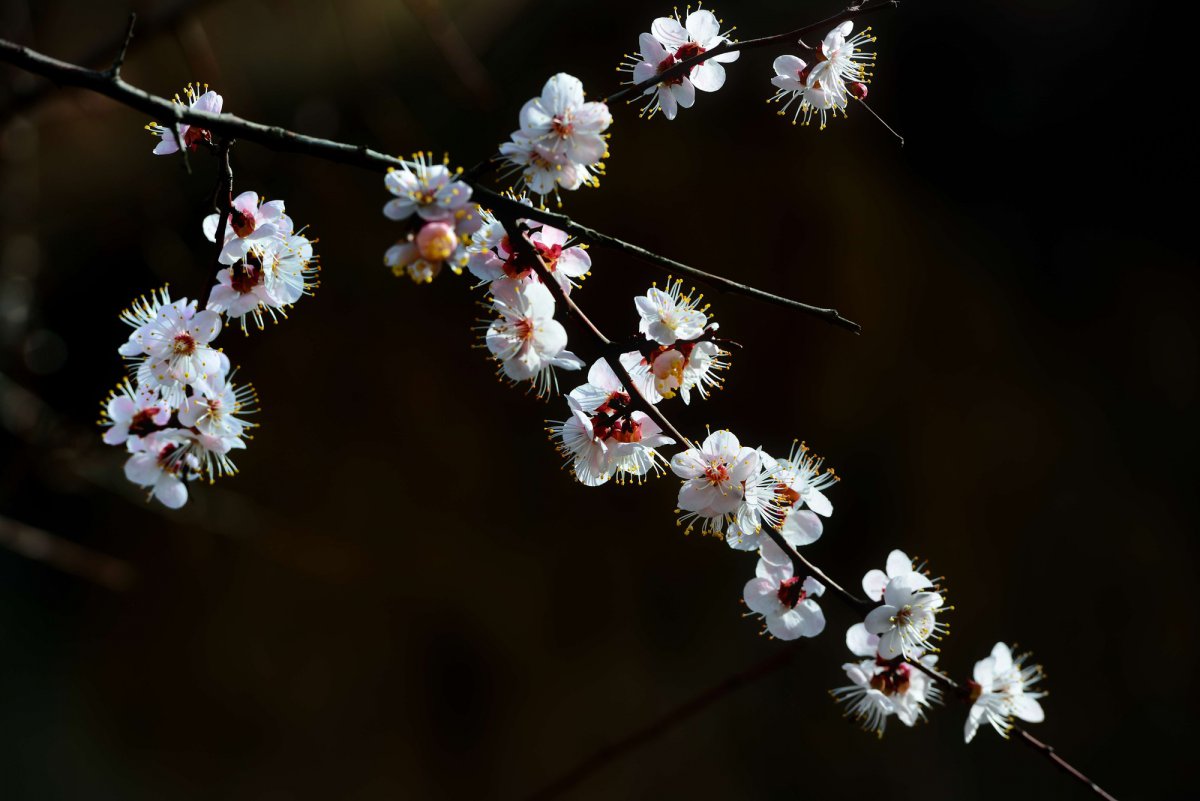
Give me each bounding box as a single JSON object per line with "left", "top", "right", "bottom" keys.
{"left": 551, "top": 115, "right": 574, "bottom": 138}
{"left": 658, "top": 42, "right": 707, "bottom": 86}
{"left": 128, "top": 408, "right": 161, "bottom": 438}
{"left": 230, "top": 207, "right": 256, "bottom": 238}
{"left": 608, "top": 417, "right": 644, "bottom": 443}
{"left": 501, "top": 238, "right": 563, "bottom": 280}
{"left": 596, "top": 391, "right": 632, "bottom": 417}
{"left": 869, "top": 659, "right": 912, "bottom": 696}
{"left": 776, "top": 576, "right": 807, "bottom": 608}
{"left": 182, "top": 125, "right": 212, "bottom": 151}
{"left": 172, "top": 333, "right": 196, "bottom": 355}
{"left": 703, "top": 462, "right": 730, "bottom": 485}
{"left": 230, "top": 264, "right": 262, "bottom": 294}
{"left": 156, "top": 442, "right": 180, "bottom": 470}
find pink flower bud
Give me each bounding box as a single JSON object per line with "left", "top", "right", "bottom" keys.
{"left": 416, "top": 221, "right": 457, "bottom": 262}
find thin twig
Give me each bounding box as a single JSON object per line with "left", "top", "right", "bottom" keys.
{"left": 211, "top": 139, "right": 233, "bottom": 268}
{"left": 174, "top": 120, "right": 193, "bottom": 174}
{"left": 106, "top": 13, "right": 138, "bottom": 78}
{"left": 763, "top": 526, "right": 871, "bottom": 611}
{"left": 0, "top": 35, "right": 860, "bottom": 334}
{"left": 476, "top": 188, "right": 860, "bottom": 333}
{"left": 1013, "top": 726, "right": 1120, "bottom": 801}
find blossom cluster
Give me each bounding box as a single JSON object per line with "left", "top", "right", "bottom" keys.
{"left": 499, "top": 73, "right": 612, "bottom": 204}
{"left": 615, "top": 10, "right": 879, "bottom": 131}
{"left": 204, "top": 191, "right": 319, "bottom": 332}
{"left": 382, "top": 152, "right": 482, "bottom": 284}
{"left": 101, "top": 286, "right": 250, "bottom": 508}
{"left": 104, "top": 90, "right": 320, "bottom": 508}
{"left": 770, "top": 22, "right": 877, "bottom": 128}
{"left": 463, "top": 201, "right": 590, "bottom": 394}
{"left": 620, "top": 8, "right": 739, "bottom": 120}
{"left": 547, "top": 278, "right": 730, "bottom": 486}
{"left": 111, "top": 13, "right": 1057, "bottom": 765}
{"left": 830, "top": 551, "right": 947, "bottom": 735}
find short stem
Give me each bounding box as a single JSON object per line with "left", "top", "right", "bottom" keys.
{"left": 206, "top": 140, "right": 234, "bottom": 296}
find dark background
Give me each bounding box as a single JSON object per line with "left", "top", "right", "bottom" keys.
{"left": 0, "top": 0, "right": 1193, "bottom": 799}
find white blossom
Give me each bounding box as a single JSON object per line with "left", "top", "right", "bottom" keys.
{"left": 118, "top": 286, "right": 174, "bottom": 357}
{"left": 832, "top": 652, "right": 942, "bottom": 736}
{"left": 863, "top": 572, "right": 948, "bottom": 660}
{"left": 724, "top": 451, "right": 786, "bottom": 549}
{"left": 498, "top": 138, "right": 592, "bottom": 203}
{"left": 510, "top": 73, "right": 611, "bottom": 170}
{"left": 549, "top": 408, "right": 615, "bottom": 486}
{"left": 774, "top": 440, "right": 838, "bottom": 517}
{"left": 768, "top": 23, "right": 875, "bottom": 129}
{"left": 743, "top": 552, "right": 826, "bottom": 640}
{"left": 382, "top": 154, "right": 482, "bottom": 283}
{"left": 831, "top": 659, "right": 893, "bottom": 736}
{"left": 100, "top": 378, "right": 170, "bottom": 446}
{"left": 862, "top": 549, "right": 928, "bottom": 602}
{"left": 552, "top": 359, "right": 673, "bottom": 485}
{"left": 965, "top": 643, "right": 1046, "bottom": 743}
{"left": 634, "top": 279, "right": 708, "bottom": 345}
{"left": 202, "top": 191, "right": 292, "bottom": 265}
{"left": 468, "top": 216, "right": 591, "bottom": 295}
{"left": 207, "top": 231, "right": 320, "bottom": 331}
{"left": 146, "top": 83, "right": 222, "bottom": 155}
{"left": 769, "top": 54, "right": 842, "bottom": 128}
{"left": 178, "top": 373, "right": 257, "bottom": 440}
{"left": 484, "top": 278, "right": 582, "bottom": 394}
{"left": 670, "top": 429, "right": 758, "bottom": 536}
{"left": 641, "top": 340, "right": 728, "bottom": 404}
{"left": 619, "top": 10, "right": 739, "bottom": 121}
{"left": 123, "top": 297, "right": 225, "bottom": 396}
{"left": 809, "top": 21, "right": 876, "bottom": 103}
{"left": 383, "top": 153, "right": 474, "bottom": 223}
{"left": 650, "top": 9, "right": 739, "bottom": 92}
{"left": 124, "top": 429, "right": 199, "bottom": 508}
{"left": 622, "top": 33, "right": 696, "bottom": 121}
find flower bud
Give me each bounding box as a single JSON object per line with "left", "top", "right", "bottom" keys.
{"left": 416, "top": 221, "right": 457, "bottom": 262}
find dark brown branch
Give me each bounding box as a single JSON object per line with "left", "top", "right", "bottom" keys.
{"left": 523, "top": 646, "right": 798, "bottom": 801}
{"left": 476, "top": 187, "right": 860, "bottom": 333}
{"left": 0, "top": 515, "right": 136, "bottom": 592}
{"left": 604, "top": 0, "right": 898, "bottom": 105}
{"left": 763, "top": 526, "right": 871, "bottom": 611}
{"left": 0, "top": 35, "right": 859, "bottom": 334}
{"left": 0, "top": 0, "right": 227, "bottom": 125}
